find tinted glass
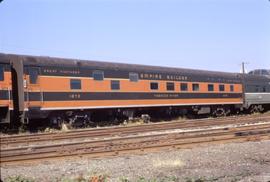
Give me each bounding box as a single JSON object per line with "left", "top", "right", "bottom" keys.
{"left": 230, "top": 85, "right": 234, "bottom": 92}
{"left": 255, "top": 86, "right": 260, "bottom": 92}
{"left": 166, "top": 82, "right": 175, "bottom": 91}
{"left": 0, "top": 65, "right": 4, "bottom": 81}
{"left": 180, "top": 83, "right": 188, "bottom": 91}
{"left": 219, "top": 84, "right": 225, "bottom": 91}
{"left": 192, "top": 83, "right": 199, "bottom": 91}
{"left": 111, "top": 80, "right": 120, "bottom": 90}
{"left": 261, "top": 70, "right": 268, "bottom": 75}
{"left": 29, "top": 68, "right": 39, "bottom": 84}
{"left": 208, "top": 84, "right": 214, "bottom": 91}
{"left": 129, "top": 73, "right": 139, "bottom": 82}
{"left": 70, "top": 79, "right": 81, "bottom": 89}
{"left": 93, "top": 70, "right": 104, "bottom": 81}
{"left": 150, "top": 82, "right": 158, "bottom": 90}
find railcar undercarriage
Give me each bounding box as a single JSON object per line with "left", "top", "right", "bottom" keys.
{"left": 2, "top": 103, "right": 269, "bottom": 133}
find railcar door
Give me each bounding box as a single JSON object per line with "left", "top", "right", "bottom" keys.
{"left": 0, "top": 64, "right": 11, "bottom": 107}
{"left": 25, "top": 67, "right": 42, "bottom": 108}
{"left": 0, "top": 63, "right": 11, "bottom": 123}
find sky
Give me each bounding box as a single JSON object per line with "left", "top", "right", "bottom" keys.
{"left": 0, "top": 0, "right": 269, "bottom": 73}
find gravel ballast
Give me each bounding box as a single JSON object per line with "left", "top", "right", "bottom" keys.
{"left": 1, "top": 140, "right": 270, "bottom": 182}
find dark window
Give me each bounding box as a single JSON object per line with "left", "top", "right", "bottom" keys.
{"left": 263, "top": 87, "right": 266, "bottom": 92}
{"left": 166, "top": 82, "right": 175, "bottom": 91}
{"left": 29, "top": 67, "right": 39, "bottom": 84}
{"left": 230, "top": 85, "right": 234, "bottom": 92}
{"left": 111, "top": 80, "right": 120, "bottom": 90}
{"left": 0, "top": 65, "right": 4, "bottom": 81}
{"left": 255, "top": 85, "right": 260, "bottom": 92}
{"left": 261, "top": 70, "right": 268, "bottom": 75}
{"left": 93, "top": 70, "right": 104, "bottom": 81}
{"left": 254, "top": 70, "right": 260, "bottom": 75}
{"left": 192, "top": 83, "right": 199, "bottom": 91}
{"left": 208, "top": 84, "right": 214, "bottom": 91}
{"left": 70, "top": 79, "right": 81, "bottom": 89}
{"left": 180, "top": 83, "right": 188, "bottom": 91}
{"left": 129, "top": 73, "right": 139, "bottom": 82}
{"left": 219, "top": 84, "right": 225, "bottom": 91}
{"left": 150, "top": 82, "right": 159, "bottom": 90}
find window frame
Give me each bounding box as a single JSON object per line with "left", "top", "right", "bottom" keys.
{"left": 166, "top": 82, "right": 175, "bottom": 91}
{"left": 192, "top": 83, "right": 200, "bottom": 91}
{"left": 219, "top": 84, "right": 225, "bottom": 92}
{"left": 28, "top": 67, "right": 40, "bottom": 84}
{"left": 230, "top": 85, "right": 234, "bottom": 92}
{"left": 150, "top": 82, "right": 159, "bottom": 90}
{"left": 180, "top": 83, "right": 188, "bottom": 91}
{"left": 255, "top": 85, "right": 260, "bottom": 92}
{"left": 111, "top": 80, "right": 120, "bottom": 90}
{"left": 70, "top": 79, "right": 82, "bottom": 90}
{"left": 0, "top": 65, "right": 4, "bottom": 81}
{"left": 129, "top": 72, "right": 139, "bottom": 82}
{"left": 93, "top": 70, "right": 104, "bottom": 81}
{"left": 208, "top": 84, "right": 214, "bottom": 92}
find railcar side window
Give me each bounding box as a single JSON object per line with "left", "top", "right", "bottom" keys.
{"left": 166, "top": 82, "right": 175, "bottom": 91}
{"left": 29, "top": 68, "right": 39, "bottom": 84}
{"left": 192, "top": 83, "right": 199, "bottom": 91}
{"left": 70, "top": 79, "right": 81, "bottom": 90}
{"left": 261, "top": 70, "right": 268, "bottom": 75}
{"left": 111, "top": 80, "right": 120, "bottom": 90}
{"left": 129, "top": 73, "right": 139, "bottom": 82}
{"left": 93, "top": 70, "right": 104, "bottom": 81}
{"left": 180, "top": 83, "right": 188, "bottom": 91}
{"left": 208, "top": 84, "right": 214, "bottom": 91}
{"left": 219, "top": 84, "right": 225, "bottom": 92}
{"left": 255, "top": 85, "right": 260, "bottom": 92}
{"left": 150, "top": 82, "right": 159, "bottom": 90}
{"left": 0, "top": 65, "right": 4, "bottom": 81}
{"left": 230, "top": 85, "right": 234, "bottom": 92}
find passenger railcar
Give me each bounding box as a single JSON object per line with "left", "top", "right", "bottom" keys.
{"left": 0, "top": 53, "right": 269, "bottom": 128}
{"left": 243, "top": 73, "right": 270, "bottom": 112}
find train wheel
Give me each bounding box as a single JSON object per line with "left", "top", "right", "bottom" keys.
{"left": 212, "top": 107, "right": 226, "bottom": 117}
{"left": 250, "top": 105, "right": 264, "bottom": 114}
{"left": 49, "top": 116, "right": 64, "bottom": 129}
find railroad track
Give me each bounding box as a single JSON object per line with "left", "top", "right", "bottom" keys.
{"left": 1, "top": 121, "right": 270, "bottom": 164}
{"left": 1, "top": 114, "right": 270, "bottom": 148}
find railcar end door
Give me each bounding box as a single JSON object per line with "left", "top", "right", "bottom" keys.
{"left": 26, "top": 67, "right": 42, "bottom": 108}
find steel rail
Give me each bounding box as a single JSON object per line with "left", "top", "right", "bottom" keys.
{"left": 1, "top": 114, "right": 270, "bottom": 148}
{"left": 1, "top": 123, "right": 269, "bottom": 164}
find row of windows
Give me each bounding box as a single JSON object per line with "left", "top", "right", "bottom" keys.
{"left": 70, "top": 79, "right": 234, "bottom": 92}
{"left": 27, "top": 69, "right": 139, "bottom": 84}
{"left": 70, "top": 79, "right": 121, "bottom": 90}
{"left": 246, "top": 85, "right": 268, "bottom": 93}
{"left": 151, "top": 82, "right": 233, "bottom": 92}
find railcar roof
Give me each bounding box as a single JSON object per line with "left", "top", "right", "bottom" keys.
{"left": 0, "top": 53, "right": 242, "bottom": 78}
{"left": 0, "top": 54, "right": 11, "bottom": 64}
{"left": 243, "top": 73, "right": 270, "bottom": 81}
